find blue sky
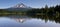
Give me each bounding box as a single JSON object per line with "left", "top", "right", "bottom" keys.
{"left": 0, "top": 0, "right": 60, "bottom": 8}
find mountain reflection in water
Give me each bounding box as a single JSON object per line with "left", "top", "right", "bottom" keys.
{"left": 11, "top": 18, "right": 31, "bottom": 23}
{"left": 0, "top": 15, "right": 60, "bottom": 27}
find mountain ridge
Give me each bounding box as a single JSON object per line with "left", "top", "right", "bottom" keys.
{"left": 6, "top": 3, "right": 32, "bottom": 11}
{"left": 10, "top": 3, "right": 31, "bottom": 8}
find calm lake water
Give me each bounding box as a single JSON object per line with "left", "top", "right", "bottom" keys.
{"left": 0, "top": 15, "right": 60, "bottom": 27}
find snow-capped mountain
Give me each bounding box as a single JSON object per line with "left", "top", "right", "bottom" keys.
{"left": 7, "top": 3, "right": 31, "bottom": 11}
{"left": 11, "top": 3, "right": 31, "bottom": 8}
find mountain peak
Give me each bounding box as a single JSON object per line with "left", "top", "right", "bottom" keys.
{"left": 11, "top": 3, "right": 31, "bottom": 8}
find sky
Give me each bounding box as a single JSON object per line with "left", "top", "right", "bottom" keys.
{"left": 0, "top": 0, "right": 60, "bottom": 9}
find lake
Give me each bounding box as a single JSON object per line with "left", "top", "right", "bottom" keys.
{"left": 0, "top": 15, "right": 60, "bottom": 27}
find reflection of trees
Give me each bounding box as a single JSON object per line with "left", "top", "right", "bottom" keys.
{"left": 29, "top": 15, "right": 60, "bottom": 23}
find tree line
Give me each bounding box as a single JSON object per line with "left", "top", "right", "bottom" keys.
{"left": 26, "top": 5, "right": 60, "bottom": 17}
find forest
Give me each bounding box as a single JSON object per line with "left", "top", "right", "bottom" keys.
{"left": 26, "top": 5, "right": 60, "bottom": 16}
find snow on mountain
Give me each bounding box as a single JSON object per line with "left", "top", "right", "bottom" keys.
{"left": 7, "top": 3, "right": 32, "bottom": 11}
{"left": 11, "top": 3, "right": 31, "bottom": 8}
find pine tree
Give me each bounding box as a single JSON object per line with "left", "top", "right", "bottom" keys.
{"left": 45, "top": 5, "right": 48, "bottom": 15}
